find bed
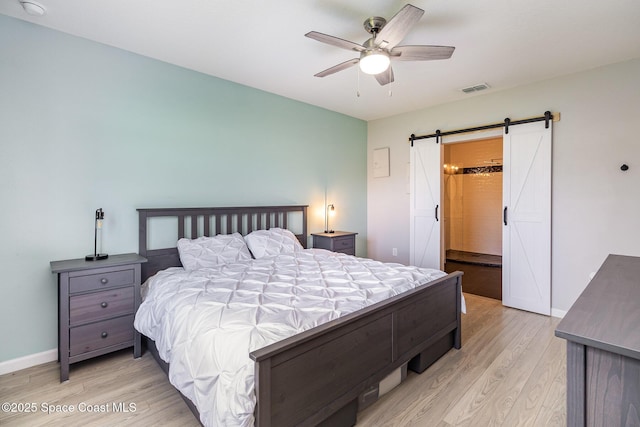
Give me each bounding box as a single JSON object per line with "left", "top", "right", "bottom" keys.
{"left": 134, "top": 205, "right": 462, "bottom": 427}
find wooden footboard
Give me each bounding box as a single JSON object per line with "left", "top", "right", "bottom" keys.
{"left": 250, "top": 271, "right": 462, "bottom": 427}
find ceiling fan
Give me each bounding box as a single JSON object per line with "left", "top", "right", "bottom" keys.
{"left": 305, "top": 4, "right": 455, "bottom": 86}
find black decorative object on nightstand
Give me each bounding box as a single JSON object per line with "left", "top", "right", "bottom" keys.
{"left": 311, "top": 231, "right": 357, "bottom": 255}
{"left": 50, "top": 253, "right": 147, "bottom": 381}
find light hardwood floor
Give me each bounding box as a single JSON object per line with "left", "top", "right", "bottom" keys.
{"left": 358, "top": 294, "right": 566, "bottom": 426}
{"left": 0, "top": 293, "right": 565, "bottom": 426}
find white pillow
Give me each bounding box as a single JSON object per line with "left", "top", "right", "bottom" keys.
{"left": 244, "top": 228, "right": 303, "bottom": 259}
{"left": 177, "top": 232, "right": 252, "bottom": 270}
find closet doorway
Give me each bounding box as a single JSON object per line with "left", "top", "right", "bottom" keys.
{"left": 443, "top": 138, "right": 503, "bottom": 300}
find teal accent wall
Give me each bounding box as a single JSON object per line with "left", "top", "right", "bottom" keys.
{"left": 0, "top": 15, "right": 367, "bottom": 363}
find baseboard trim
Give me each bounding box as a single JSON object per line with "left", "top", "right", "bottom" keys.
{"left": 0, "top": 349, "right": 58, "bottom": 376}
{"left": 551, "top": 308, "right": 567, "bottom": 319}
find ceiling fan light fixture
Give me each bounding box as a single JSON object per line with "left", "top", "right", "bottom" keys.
{"left": 359, "top": 50, "right": 390, "bottom": 75}
{"left": 307, "top": 4, "right": 453, "bottom": 85}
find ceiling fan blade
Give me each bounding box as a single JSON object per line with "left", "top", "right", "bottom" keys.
{"left": 374, "top": 66, "right": 394, "bottom": 86}
{"left": 305, "top": 31, "right": 365, "bottom": 52}
{"left": 375, "top": 4, "right": 424, "bottom": 49}
{"left": 314, "top": 58, "right": 360, "bottom": 78}
{"left": 390, "top": 45, "right": 455, "bottom": 61}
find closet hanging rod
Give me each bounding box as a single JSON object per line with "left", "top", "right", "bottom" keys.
{"left": 409, "top": 111, "right": 560, "bottom": 146}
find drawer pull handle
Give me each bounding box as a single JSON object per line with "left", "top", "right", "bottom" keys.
{"left": 100, "top": 278, "right": 109, "bottom": 285}
{"left": 100, "top": 302, "right": 108, "bottom": 308}
{"left": 101, "top": 332, "right": 108, "bottom": 339}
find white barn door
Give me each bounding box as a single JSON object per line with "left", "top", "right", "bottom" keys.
{"left": 410, "top": 139, "right": 442, "bottom": 269}
{"left": 502, "top": 122, "right": 552, "bottom": 315}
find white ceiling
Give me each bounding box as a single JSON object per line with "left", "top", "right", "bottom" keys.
{"left": 2, "top": 0, "right": 640, "bottom": 121}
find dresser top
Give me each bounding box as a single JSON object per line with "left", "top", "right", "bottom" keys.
{"left": 50, "top": 253, "right": 147, "bottom": 274}
{"left": 555, "top": 254, "right": 640, "bottom": 360}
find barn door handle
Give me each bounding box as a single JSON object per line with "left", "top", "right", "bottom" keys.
{"left": 435, "top": 204, "right": 439, "bottom": 222}
{"left": 503, "top": 206, "right": 508, "bottom": 225}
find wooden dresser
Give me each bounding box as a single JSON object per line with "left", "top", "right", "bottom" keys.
{"left": 555, "top": 254, "right": 640, "bottom": 427}
{"left": 51, "top": 253, "right": 147, "bottom": 381}
{"left": 311, "top": 231, "right": 357, "bottom": 255}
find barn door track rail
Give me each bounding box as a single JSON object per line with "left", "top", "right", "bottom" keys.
{"left": 409, "top": 111, "right": 560, "bottom": 146}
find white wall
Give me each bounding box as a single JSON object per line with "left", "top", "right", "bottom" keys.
{"left": 367, "top": 58, "right": 640, "bottom": 312}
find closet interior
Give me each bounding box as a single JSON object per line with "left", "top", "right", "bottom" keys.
{"left": 443, "top": 137, "right": 503, "bottom": 300}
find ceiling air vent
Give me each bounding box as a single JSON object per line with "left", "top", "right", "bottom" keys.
{"left": 461, "top": 83, "right": 490, "bottom": 94}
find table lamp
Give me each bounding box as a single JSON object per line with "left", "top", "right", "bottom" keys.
{"left": 85, "top": 208, "right": 108, "bottom": 261}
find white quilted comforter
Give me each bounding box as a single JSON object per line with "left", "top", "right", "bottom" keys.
{"left": 134, "top": 249, "right": 448, "bottom": 427}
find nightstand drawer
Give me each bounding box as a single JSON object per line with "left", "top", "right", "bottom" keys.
{"left": 333, "top": 236, "right": 355, "bottom": 251}
{"left": 69, "top": 315, "right": 134, "bottom": 357}
{"left": 336, "top": 247, "right": 355, "bottom": 255}
{"left": 70, "top": 268, "right": 134, "bottom": 294}
{"left": 69, "top": 287, "right": 134, "bottom": 326}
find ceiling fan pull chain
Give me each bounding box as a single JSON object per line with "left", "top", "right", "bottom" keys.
{"left": 357, "top": 67, "right": 361, "bottom": 98}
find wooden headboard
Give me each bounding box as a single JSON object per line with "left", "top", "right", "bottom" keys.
{"left": 137, "top": 205, "right": 308, "bottom": 281}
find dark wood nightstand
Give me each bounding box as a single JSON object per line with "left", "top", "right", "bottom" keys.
{"left": 311, "top": 231, "right": 358, "bottom": 255}
{"left": 50, "top": 253, "right": 147, "bottom": 381}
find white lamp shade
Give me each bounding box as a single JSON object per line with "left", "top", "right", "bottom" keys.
{"left": 359, "top": 50, "right": 390, "bottom": 75}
